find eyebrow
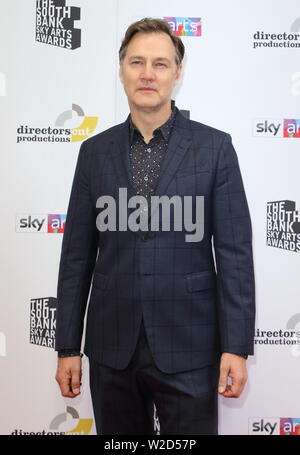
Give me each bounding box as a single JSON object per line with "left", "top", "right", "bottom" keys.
{"left": 128, "top": 56, "right": 171, "bottom": 63}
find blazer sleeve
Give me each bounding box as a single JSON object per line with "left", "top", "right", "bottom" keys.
{"left": 55, "top": 140, "right": 98, "bottom": 351}
{"left": 212, "top": 133, "right": 256, "bottom": 356}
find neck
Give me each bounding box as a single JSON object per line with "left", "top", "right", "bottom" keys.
{"left": 129, "top": 102, "right": 172, "bottom": 144}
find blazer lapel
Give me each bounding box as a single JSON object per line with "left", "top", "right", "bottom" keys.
{"left": 153, "top": 112, "right": 192, "bottom": 198}
{"left": 111, "top": 116, "right": 137, "bottom": 201}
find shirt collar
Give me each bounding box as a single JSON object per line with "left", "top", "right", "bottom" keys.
{"left": 129, "top": 106, "right": 177, "bottom": 144}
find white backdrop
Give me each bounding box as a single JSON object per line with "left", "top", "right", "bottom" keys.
{"left": 1, "top": 0, "right": 300, "bottom": 436}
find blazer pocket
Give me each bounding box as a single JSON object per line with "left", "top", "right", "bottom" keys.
{"left": 92, "top": 272, "right": 109, "bottom": 291}
{"left": 176, "top": 166, "right": 211, "bottom": 177}
{"left": 186, "top": 271, "right": 216, "bottom": 292}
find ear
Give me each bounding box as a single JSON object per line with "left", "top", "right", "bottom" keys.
{"left": 174, "top": 63, "right": 182, "bottom": 85}
{"left": 119, "top": 65, "right": 124, "bottom": 84}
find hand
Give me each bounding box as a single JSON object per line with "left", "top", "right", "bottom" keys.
{"left": 55, "top": 356, "right": 82, "bottom": 398}
{"left": 218, "top": 353, "right": 248, "bottom": 398}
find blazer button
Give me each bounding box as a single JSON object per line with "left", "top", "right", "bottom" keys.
{"left": 141, "top": 233, "right": 155, "bottom": 241}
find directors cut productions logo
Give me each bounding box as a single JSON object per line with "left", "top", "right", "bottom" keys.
{"left": 255, "top": 314, "right": 300, "bottom": 358}
{"left": 36, "top": 0, "right": 81, "bottom": 49}
{"left": 255, "top": 327, "right": 300, "bottom": 348}
{"left": 16, "top": 214, "right": 66, "bottom": 233}
{"left": 12, "top": 406, "right": 93, "bottom": 435}
{"left": 253, "top": 118, "right": 300, "bottom": 137}
{"left": 252, "top": 17, "right": 300, "bottom": 49}
{"left": 30, "top": 297, "right": 56, "bottom": 348}
{"left": 49, "top": 407, "right": 93, "bottom": 435}
{"left": 162, "top": 17, "right": 201, "bottom": 36}
{"left": 266, "top": 200, "right": 300, "bottom": 252}
{"left": 16, "top": 104, "right": 98, "bottom": 144}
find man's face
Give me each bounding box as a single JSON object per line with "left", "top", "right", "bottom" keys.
{"left": 119, "top": 31, "right": 182, "bottom": 111}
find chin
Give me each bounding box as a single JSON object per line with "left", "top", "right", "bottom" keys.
{"left": 132, "top": 98, "right": 160, "bottom": 110}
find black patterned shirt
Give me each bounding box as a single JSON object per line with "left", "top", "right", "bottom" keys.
{"left": 128, "top": 106, "right": 177, "bottom": 207}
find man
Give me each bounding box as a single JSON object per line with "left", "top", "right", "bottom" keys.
{"left": 55, "top": 18, "right": 255, "bottom": 435}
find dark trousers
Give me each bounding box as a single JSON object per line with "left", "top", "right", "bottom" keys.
{"left": 89, "top": 318, "right": 219, "bottom": 435}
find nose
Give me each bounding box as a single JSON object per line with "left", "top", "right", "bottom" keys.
{"left": 140, "top": 62, "right": 155, "bottom": 82}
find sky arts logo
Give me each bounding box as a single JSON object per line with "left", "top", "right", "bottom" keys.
{"left": 16, "top": 104, "right": 98, "bottom": 144}
{"left": 253, "top": 119, "right": 300, "bottom": 137}
{"left": 36, "top": 0, "right": 81, "bottom": 49}
{"left": 16, "top": 214, "right": 66, "bottom": 233}
{"left": 249, "top": 417, "right": 300, "bottom": 435}
{"left": 162, "top": 17, "right": 201, "bottom": 36}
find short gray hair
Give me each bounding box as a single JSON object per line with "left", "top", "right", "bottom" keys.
{"left": 119, "top": 17, "right": 185, "bottom": 66}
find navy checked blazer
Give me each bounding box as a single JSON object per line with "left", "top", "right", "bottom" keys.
{"left": 55, "top": 107, "right": 256, "bottom": 373}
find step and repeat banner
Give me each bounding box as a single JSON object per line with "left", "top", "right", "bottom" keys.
{"left": 0, "top": 0, "right": 299, "bottom": 436}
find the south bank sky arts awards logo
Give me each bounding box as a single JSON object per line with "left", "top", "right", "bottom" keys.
{"left": 253, "top": 17, "right": 300, "bottom": 49}
{"left": 30, "top": 297, "right": 56, "bottom": 348}
{"left": 35, "top": 0, "right": 81, "bottom": 50}
{"left": 266, "top": 200, "right": 300, "bottom": 252}
{"left": 16, "top": 104, "right": 98, "bottom": 144}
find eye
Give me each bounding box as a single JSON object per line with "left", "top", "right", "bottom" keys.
{"left": 156, "top": 62, "right": 167, "bottom": 67}
{"left": 132, "top": 61, "right": 142, "bottom": 64}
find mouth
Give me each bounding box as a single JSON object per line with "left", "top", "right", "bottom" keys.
{"left": 138, "top": 87, "right": 156, "bottom": 92}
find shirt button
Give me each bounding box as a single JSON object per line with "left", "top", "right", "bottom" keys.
{"left": 144, "top": 175, "right": 148, "bottom": 181}
{"left": 147, "top": 148, "right": 151, "bottom": 153}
